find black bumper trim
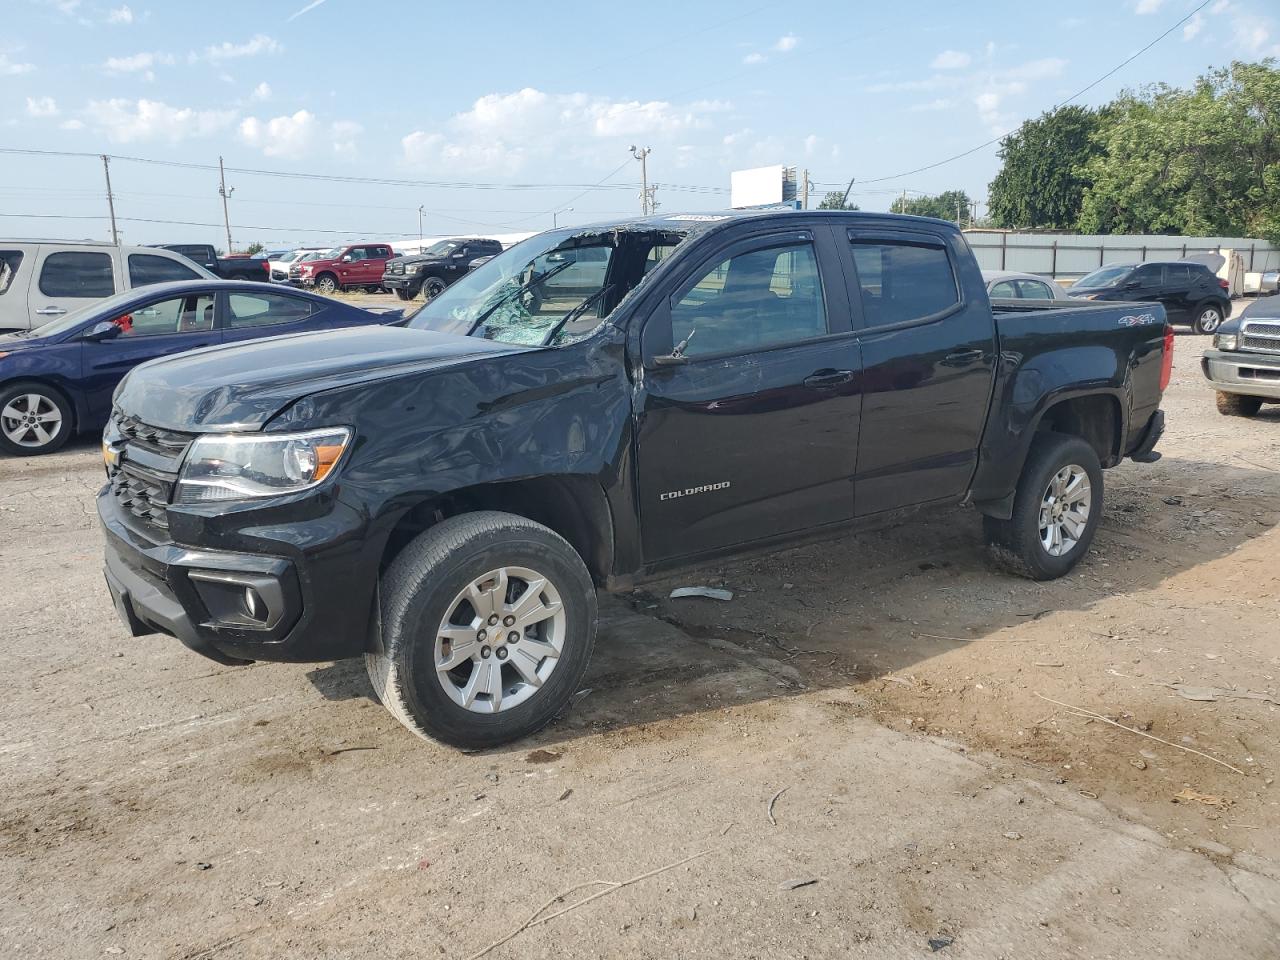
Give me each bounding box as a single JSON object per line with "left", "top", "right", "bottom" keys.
{"left": 1129, "top": 409, "right": 1165, "bottom": 464}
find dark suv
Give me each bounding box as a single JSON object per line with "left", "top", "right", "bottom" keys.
{"left": 1068, "top": 260, "right": 1230, "bottom": 333}
{"left": 382, "top": 238, "right": 503, "bottom": 301}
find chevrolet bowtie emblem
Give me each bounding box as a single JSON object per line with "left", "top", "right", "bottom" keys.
{"left": 103, "top": 441, "right": 123, "bottom": 469}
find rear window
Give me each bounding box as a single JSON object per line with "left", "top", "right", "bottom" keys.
{"left": 851, "top": 240, "right": 958, "bottom": 326}
{"left": 39, "top": 251, "right": 115, "bottom": 298}
{"left": 0, "top": 250, "right": 23, "bottom": 296}
{"left": 128, "top": 253, "right": 201, "bottom": 287}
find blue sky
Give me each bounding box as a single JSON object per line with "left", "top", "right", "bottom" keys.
{"left": 2, "top": 0, "right": 1277, "bottom": 248}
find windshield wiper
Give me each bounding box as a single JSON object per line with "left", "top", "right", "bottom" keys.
{"left": 539, "top": 284, "right": 615, "bottom": 347}
{"left": 466, "top": 260, "right": 576, "bottom": 336}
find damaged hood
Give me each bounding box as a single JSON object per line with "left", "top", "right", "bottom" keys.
{"left": 113, "top": 325, "right": 526, "bottom": 431}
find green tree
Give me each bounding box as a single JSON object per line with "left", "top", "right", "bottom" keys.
{"left": 1079, "top": 60, "right": 1280, "bottom": 243}
{"left": 244, "top": 241, "right": 266, "bottom": 256}
{"left": 987, "top": 105, "right": 1108, "bottom": 229}
{"left": 817, "top": 190, "right": 859, "bottom": 211}
{"left": 890, "top": 189, "right": 972, "bottom": 222}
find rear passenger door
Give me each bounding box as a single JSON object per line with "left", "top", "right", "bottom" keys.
{"left": 844, "top": 227, "right": 997, "bottom": 516}
{"left": 634, "top": 225, "right": 862, "bottom": 562}
{"left": 27, "top": 248, "right": 119, "bottom": 327}
{"left": 1159, "top": 264, "right": 1193, "bottom": 321}
{"left": 0, "top": 247, "right": 34, "bottom": 331}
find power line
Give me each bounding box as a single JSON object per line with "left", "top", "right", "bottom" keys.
{"left": 0, "top": 212, "right": 425, "bottom": 238}
{"left": 854, "top": 0, "right": 1213, "bottom": 185}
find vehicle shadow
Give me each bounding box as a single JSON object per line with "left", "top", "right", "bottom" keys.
{"left": 306, "top": 457, "right": 1280, "bottom": 753}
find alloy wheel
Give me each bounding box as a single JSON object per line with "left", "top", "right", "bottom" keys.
{"left": 1038, "top": 464, "right": 1091, "bottom": 557}
{"left": 1, "top": 393, "right": 63, "bottom": 449}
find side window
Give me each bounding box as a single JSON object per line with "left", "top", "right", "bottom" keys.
{"left": 39, "top": 251, "right": 115, "bottom": 298}
{"left": 1016, "top": 279, "right": 1054, "bottom": 300}
{"left": 1133, "top": 265, "right": 1162, "bottom": 285}
{"left": 989, "top": 280, "right": 1019, "bottom": 299}
{"left": 113, "top": 294, "right": 216, "bottom": 337}
{"left": 0, "top": 250, "right": 23, "bottom": 296}
{"left": 670, "top": 241, "right": 827, "bottom": 358}
{"left": 128, "top": 254, "right": 200, "bottom": 287}
{"left": 851, "top": 240, "right": 958, "bottom": 326}
{"left": 346, "top": 247, "right": 368, "bottom": 261}
{"left": 227, "top": 292, "right": 314, "bottom": 329}
{"left": 1165, "top": 265, "right": 1192, "bottom": 285}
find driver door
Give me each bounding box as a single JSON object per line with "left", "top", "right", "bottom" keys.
{"left": 80, "top": 293, "right": 221, "bottom": 423}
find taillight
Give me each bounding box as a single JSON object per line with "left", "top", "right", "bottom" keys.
{"left": 1218, "top": 278, "right": 1229, "bottom": 290}
{"left": 1159, "top": 325, "right": 1174, "bottom": 392}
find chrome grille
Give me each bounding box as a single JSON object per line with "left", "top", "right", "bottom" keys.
{"left": 389, "top": 261, "right": 404, "bottom": 275}
{"left": 1241, "top": 321, "right": 1280, "bottom": 354}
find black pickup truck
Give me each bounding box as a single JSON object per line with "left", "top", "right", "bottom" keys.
{"left": 382, "top": 237, "right": 504, "bottom": 301}
{"left": 151, "top": 243, "right": 271, "bottom": 282}
{"left": 99, "top": 211, "right": 1171, "bottom": 748}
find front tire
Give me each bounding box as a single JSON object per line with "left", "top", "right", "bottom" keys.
{"left": 0, "top": 381, "right": 73, "bottom": 456}
{"left": 1194, "top": 302, "right": 1225, "bottom": 334}
{"left": 423, "top": 277, "right": 446, "bottom": 300}
{"left": 1216, "top": 391, "right": 1263, "bottom": 417}
{"left": 393, "top": 288, "right": 412, "bottom": 301}
{"left": 314, "top": 273, "right": 339, "bottom": 295}
{"left": 366, "top": 512, "right": 597, "bottom": 749}
{"left": 984, "top": 433, "right": 1103, "bottom": 581}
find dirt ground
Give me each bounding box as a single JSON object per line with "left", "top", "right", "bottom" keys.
{"left": 2, "top": 311, "right": 1278, "bottom": 959}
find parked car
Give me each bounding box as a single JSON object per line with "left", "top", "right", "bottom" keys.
{"left": 382, "top": 238, "right": 504, "bottom": 301}
{"left": 1201, "top": 292, "right": 1280, "bottom": 417}
{"left": 0, "top": 280, "right": 395, "bottom": 456}
{"left": 288, "top": 249, "right": 335, "bottom": 285}
{"left": 150, "top": 244, "right": 271, "bottom": 282}
{"left": 268, "top": 248, "right": 326, "bottom": 284}
{"left": 0, "top": 241, "right": 216, "bottom": 332}
{"left": 1068, "top": 260, "right": 1230, "bottom": 333}
{"left": 99, "top": 210, "right": 1170, "bottom": 748}
{"left": 982, "top": 270, "right": 1070, "bottom": 301}
{"left": 295, "top": 243, "right": 396, "bottom": 294}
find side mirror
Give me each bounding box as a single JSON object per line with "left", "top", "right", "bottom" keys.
{"left": 85, "top": 320, "right": 122, "bottom": 342}
{"left": 451, "top": 252, "right": 465, "bottom": 259}
{"left": 340, "top": 255, "right": 353, "bottom": 263}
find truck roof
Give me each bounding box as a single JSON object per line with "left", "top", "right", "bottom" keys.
{"left": 568, "top": 209, "right": 965, "bottom": 237}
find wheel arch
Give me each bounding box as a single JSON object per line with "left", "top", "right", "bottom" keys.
{"left": 376, "top": 474, "right": 615, "bottom": 586}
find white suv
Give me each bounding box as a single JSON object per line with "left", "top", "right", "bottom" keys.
{"left": 0, "top": 241, "right": 216, "bottom": 331}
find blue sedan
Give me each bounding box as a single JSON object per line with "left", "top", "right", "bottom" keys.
{"left": 0, "top": 280, "right": 399, "bottom": 455}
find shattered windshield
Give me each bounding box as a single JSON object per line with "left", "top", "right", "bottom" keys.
{"left": 408, "top": 227, "right": 686, "bottom": 347}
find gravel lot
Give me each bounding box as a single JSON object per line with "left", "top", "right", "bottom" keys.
{"left": 2, "top": 313, "right": 1278, "bottom": 959}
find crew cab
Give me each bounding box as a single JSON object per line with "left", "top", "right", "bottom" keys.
{"left": 382, "top": 238, "right": 504, "bottom": 301}
{"left": 151, "top": 244, "right": 271, "bottom": 283}
{"left": 296, "top": 243, "right": 395, "bottom": 294}
{"left": 1203, "top": 293, "right": 1280, "bottom": 416}
{"left": 98, "top": 211, "right": 1171, "bottom": 750}
{"left": 0, "top": 241, "right": 216, "bottom": 331}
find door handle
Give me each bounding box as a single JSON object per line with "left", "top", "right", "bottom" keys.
{"left": 803, "top": 368, "right": 855, "bottom": 388}
{"left": 942, "top": 348, "right": 985, "bottom": 366}
{"left": 35, "top": 307, "right": 67, "bottom": 316}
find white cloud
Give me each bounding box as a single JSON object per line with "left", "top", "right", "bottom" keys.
{"left": 104, "top": 51, "right": 173, "bottom": 73}
{"left": 287, "top": 0, "right": 326, "bottom": 20}
{"left": 239, "top": 109, "right": 317, "bottom": 157}
{"left": 1135, "top": 0, "right": 1164, "bottom": 12}
{"left": 743, "top": 52, "right": 767, "bottom": 65}
{"left": 25, "top": 96, "right": 59, "bottom": 117}
{"left": 59, "top": 118, "right": 84, "bottom": 130}
{"left": 0, "top": 53, "right": 35, "bottom": 75}
{"left": 250, "top": 81, "right": 271, "bottom": 100}
{"left": 88, "top": 98, "right": 237, "bottom": 143}
{"left": 330, "top": 119, "right": 361, "bottom": 156}
{"left": 401, "top": 88, "right": 729, "bottom": 173}
{"left": 1183, "top": 12, "right": 1205, "bottom": 39}
{"left": 193, "top": 34, "right": 282, "bottom": 64}
{"left": 909, "top": 98, "right": 953, "bottom": 112}
{"left": 803, "top": 133, "right": 818, "bottom": 155}
{"left": 930, "top": 49, "right": 971, "bottom": 70}
{"left": 1211, "top": 0, "right": 1231, "bottom": 12}
{"left": 774, "top": 34, "right": 799, "bottom": 53}
{"left": 1233, "top": 14, "right": 1280, "bottom": 56}
{"left": 107, "top": 4, "right": 133, "bottom": 23}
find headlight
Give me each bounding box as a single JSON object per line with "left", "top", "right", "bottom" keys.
{"left": 176, "top": 427, "right": 352, "bottom": 503}
{"left": 1214, "top": 333, "right": 1238, "bottom": 351}
{"left": 404, "top": 263, "right": 423, "bottom": 273}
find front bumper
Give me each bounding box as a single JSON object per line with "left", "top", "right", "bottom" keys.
{"left": 381, "top": 275, "right": 420, "bottom": 291}
{"left": 1202, "top": 348, "right": 1280, "bottom": 400}
{"left": 98, "top": 483, "right": 374, "bottom": 665}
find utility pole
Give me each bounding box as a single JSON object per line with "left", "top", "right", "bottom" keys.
{"left": 800, "top": 168, "right": 809, "bottom": 210}
{"left": 553, "top": 206, "right": 573, "bottom": 228}
{"left": 217, "top": 156, "right": 234, "bottom": 254}
{"left": 956, "top": 197, "right": 962, "bottom": 225}
{"left": 630, "top": 145, "right": 651, "bottom": 215}
{"left": 100, "top": 154, "right": 119, "bottom": 245}
{"left": 900, "top": 188, "right": 907, "bottom": 215}
{"left": 840, "top": 177, "right": 856, "bottom": 208}
{"left": 418, "top": 205, "right": 424, "bottom": 245}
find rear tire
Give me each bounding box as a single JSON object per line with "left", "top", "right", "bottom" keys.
{"left": 984, "top": 433, "right": 1103, "bottom": 581}
{"left": 1216, "top": 391, "right": 1263, "bottom": 417}
{"left": 0, "top": 381, "right": 74, "bottom": 456}
{"left": 366, "top": 511, "right": 597, "bottom": 749}
{"left": 1193, "top": 302, "right": 1225, "bottom": 334}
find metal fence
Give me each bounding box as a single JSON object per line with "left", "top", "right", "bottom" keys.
{"left": 963, "top": 231, "right": 1280, "bottom": 279}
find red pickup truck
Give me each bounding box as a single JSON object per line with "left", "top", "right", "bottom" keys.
{"left": 296, "top": 243, "right": 396, "bottom": 294}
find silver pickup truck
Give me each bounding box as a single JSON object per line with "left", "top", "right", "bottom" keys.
{"left": 1203, "top": 295, "right": 1280, "bottom": 416}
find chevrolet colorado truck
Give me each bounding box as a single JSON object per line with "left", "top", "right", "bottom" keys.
{"left": 98, "top": 211, "right": 1171, "bottom": 749}
{"left": 1203, "top": 293, "right": 1280, "bottom": 416}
